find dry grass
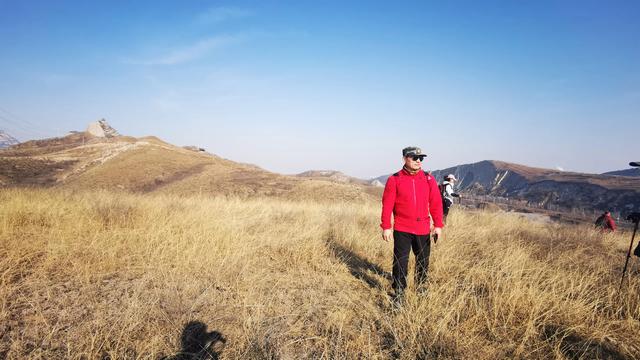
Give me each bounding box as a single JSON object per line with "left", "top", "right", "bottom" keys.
{"left": 1, "top": 188, "right": 639, "bottom": 359}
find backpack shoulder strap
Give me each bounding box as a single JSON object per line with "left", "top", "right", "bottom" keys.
{"left": 441, "top": 181, "right": 451, "bottom": 195}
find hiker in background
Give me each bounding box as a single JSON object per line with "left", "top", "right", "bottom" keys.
{"left": 440, "top": 174, "right": 461, "bottom": 223}
{"left": 595, "top": 211, "right": 617, "bottom": 232}
{"left": 380, "top": 146, "right": 444, "bottom": 304}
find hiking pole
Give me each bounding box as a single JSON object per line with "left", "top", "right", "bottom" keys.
{"left": 619, "top": 213, "right": 640, "bottom": 290}
{"left": 619, "top": 161, "right": 640, "bottom": 289}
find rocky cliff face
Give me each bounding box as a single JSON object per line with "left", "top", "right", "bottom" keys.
{"left": 0, "top": 130, "right": 19, "bottom": 149}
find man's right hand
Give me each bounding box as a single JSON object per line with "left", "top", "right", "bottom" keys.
{"left": 432, "top": 227, "right": 442, "bottom": 243}
{"left": 382, "top": 229, "right": 393, "bottom": 242}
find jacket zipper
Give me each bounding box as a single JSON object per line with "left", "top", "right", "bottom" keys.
{"left": 412, "top": 178, "right": 417, "bottom": 213}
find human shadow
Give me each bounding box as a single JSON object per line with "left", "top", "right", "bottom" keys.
{"left": 325, "top": 233, "right": 390, "bottom": 289}
{"left": 541, "top": 324, "right": 626, "bottom": 360}
{"left": 161, "top": 321, "right": 226, "bottom": 360}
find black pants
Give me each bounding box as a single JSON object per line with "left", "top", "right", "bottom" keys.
{"left": 443, "top": 198, "right": 452, "bottom": 221}
{"left": 392, "top": 230, "right": 431, "bottom": 293}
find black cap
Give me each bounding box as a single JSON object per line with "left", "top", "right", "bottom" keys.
{"left": 402, "top": 146, "right": 426, "bottom": 157}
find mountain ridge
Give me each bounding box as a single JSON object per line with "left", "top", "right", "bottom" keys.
{"left": 295, "top": 170, "right": 369, "bottom": 185}
{"left": 430, "top": 160, "right": 639, "bottom": 213}
{"left": 3, "top": 122, "right": 638, "bottom": 212}
{"left": 0, "top": 126, "right": 380, "bottom": 202}
{"left": 602, "top": 168, "right": 640, "bottom": 177}
{"left": 368, "top": 160, "right": 639, "bottom": 214}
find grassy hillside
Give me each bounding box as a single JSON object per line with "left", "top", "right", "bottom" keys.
{"left": 0, "top": 134, "right": 380, "bottom": 203}
{"left": 1, "top": 189, "right": 639, "bottom": 359}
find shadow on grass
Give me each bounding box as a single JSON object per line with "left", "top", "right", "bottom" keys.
{"left": 161, "top": 321, "right": 226, "bottom": 360}
{"left": 542, "top": 324, "right": 627, "bottom": 360}
{"left": 325, "top": 231, "right": 390, "bottom": 290}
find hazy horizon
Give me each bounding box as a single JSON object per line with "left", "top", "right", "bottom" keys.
{"left": 1, "top": 1, "right": 639, "bottom": 178}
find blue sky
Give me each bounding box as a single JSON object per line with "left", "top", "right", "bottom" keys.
{"left": 1, "top": 1, "right": 639, "bottom": 178}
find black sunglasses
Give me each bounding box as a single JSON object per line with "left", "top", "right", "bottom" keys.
{"left": 410, "top": 155, "right": 426, "bottom": 161}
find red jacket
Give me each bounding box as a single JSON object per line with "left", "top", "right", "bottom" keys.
{"left": 605, "top": 214, "right": 617, "bottom": 231}
{"left": 381, "top": 168, "right": 444, "bottom": 235}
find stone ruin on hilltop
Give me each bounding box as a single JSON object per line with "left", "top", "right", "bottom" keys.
{"left": 86, "top": 119, "right": 119, "bottom": 138}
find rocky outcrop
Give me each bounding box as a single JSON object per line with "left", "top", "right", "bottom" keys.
{"left": 86, "top": 119, "right": 119, "bottom": 138}
{"left": 183, "top": 146, "right": 206, "bottom": 152}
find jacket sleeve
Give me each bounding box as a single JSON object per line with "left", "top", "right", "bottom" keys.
{"left": 607, "top": 217, "right": 617, "bottom": 231}
{"left": 429, "top": 177, "right": 445, "bottom": 228}
{"left": 380, "top": 176, "right": 397, "bottom": 230}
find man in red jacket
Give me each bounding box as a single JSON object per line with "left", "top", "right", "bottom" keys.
{"left": 381, "top": 146, "right": 444, "bottom": 302}
{"left": 595, "top": 211, "right": 617, "bottom": 232}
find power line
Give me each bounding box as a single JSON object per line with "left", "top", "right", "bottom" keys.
{"left": 0, "top": 114, "right": 50, "bottom": 141}
{"left": 0, "top": 106, "right": 65, "bottom": 141}
{"left": 0, "top": 106, "right": 64, "bottom": 134}
{"left": 0, "top": 106, "right": 44, "bottom": 130}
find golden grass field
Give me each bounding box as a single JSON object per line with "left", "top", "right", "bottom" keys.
{"left": 1, "top": 188, "right": 639, "bottom": 359}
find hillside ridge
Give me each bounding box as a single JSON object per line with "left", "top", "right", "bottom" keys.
{"left": 0, "top": 128, "right": 380, "bottom": 202}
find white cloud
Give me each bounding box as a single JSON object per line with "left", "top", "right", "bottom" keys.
{"left": 555, "top": 166, "right": 564, "bottom": 171}
{"left": 123, "top": 34, "right": 244, "bottom": 66}
{"left": 196, "top": 6, "right": 253, "bottom": 24}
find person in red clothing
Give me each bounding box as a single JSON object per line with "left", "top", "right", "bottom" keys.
{"left": 381, "top": 146, "right": 444, "bottom": 302}
{"left": 595, "top": 211, "right": 617, "bottom": 232}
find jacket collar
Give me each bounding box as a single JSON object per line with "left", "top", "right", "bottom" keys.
{"left": 401, "top": 167, "right": 422, "bottom": 176}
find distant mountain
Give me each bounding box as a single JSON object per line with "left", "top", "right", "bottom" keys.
{"left": 0, "top": 130, "right": 19, "bottom": 149}
{"left": 374, "top": 160, "right": 640, "bottom": 213}
{"left": 370, "top": 174, "right": 390, "bottom": 186}
{"left": 602, "top": 168, "right": 640, "bottom": 177}
{"left": 296, "top": 170, "right": 366, "bottom": 184}
{"left": 296, "top": 170, "right": 387, "bottom": 190}
{"left": 295, "top": 170, "right": 383, "bottom": 197}
{"left": 435, "top": 160, "right": 640, "bottom": 213}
